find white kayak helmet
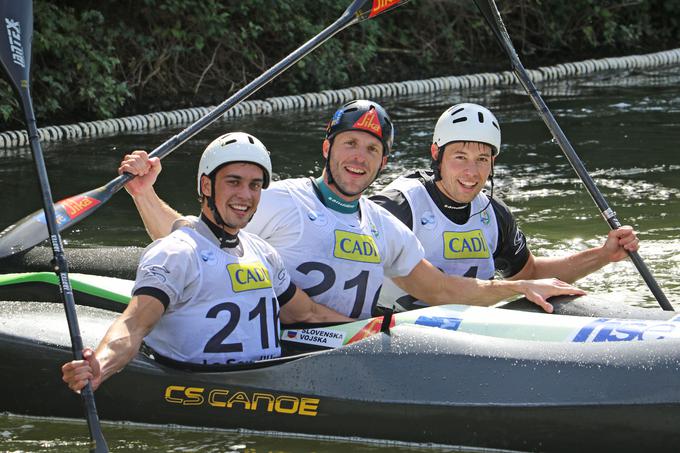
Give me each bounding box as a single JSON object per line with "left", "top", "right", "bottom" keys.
{"left": 432, "top": 103, "right": 501, "bottom": 156}
{"left": 197, "top": 132, "right": 272, "bottom": 195}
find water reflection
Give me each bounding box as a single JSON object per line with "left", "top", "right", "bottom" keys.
{"left": 1, "top": 68, "right": 679, "bottom": 303}
{"left": 0, "top": 65, "right": 679, "bottom": 452}
{"left": 0, "top": 414, "right": 492, "bottom": 453}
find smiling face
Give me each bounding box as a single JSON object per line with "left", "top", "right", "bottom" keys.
{"left": 200, "top": 162, "right": 264, "bottom": 234}
{"left": 322, "top": 130, "right": 387, "bottom": 200}
{"left": 433, "top": 141, "right": 494, "bottom": 204}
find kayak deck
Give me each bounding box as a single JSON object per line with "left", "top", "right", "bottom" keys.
{"left": 2, "top": 300, "right": 680, "bottom": 452}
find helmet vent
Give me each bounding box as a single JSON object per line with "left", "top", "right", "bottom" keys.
{"left": 247, "top": 135, "right": 255, "bottom": 144}
{"left": 222, "top": 139, "right": 237, "bottom": 146}
{"left": 433, "top": 103, "right": 501, "bottom": 156}
{"left": 345, "top": 107, "right": 358, "bottom": 113}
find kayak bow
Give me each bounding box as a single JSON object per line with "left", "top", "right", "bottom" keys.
{"left": 1, "top": 299, "right": 680, "bottom": 453}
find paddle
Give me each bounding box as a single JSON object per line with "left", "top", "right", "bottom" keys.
{"left": 473, "top": 0, "right": 674, "bottom": 311}
{"left": 0, "top": 1, "right": 109, "bottom": 451}
{"left": 0, "top": 0, "right": 409, "bottom": 260}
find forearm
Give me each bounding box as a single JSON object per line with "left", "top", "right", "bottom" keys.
{"left": 94, "top": 333, "right": 143, "bottom": 384}
{"left": 519, "top": 248, "right": 608, "bottom": 283}
{"left": 393, "top": 259, "right": 526, "bottom": 307}
{"left": 282, "top": 302, "right": 351, "bottom": 324}
{"left": 280, "top": 288, "right": 352, "bottom": 324}
{"left": 92, "top": 316, "right": 147, "bottom": 384}
{"left": 308, "top": 303, "right": 353, "bottom": 323}
{"left": 132, "top": 189, "right": 182, "bottom": 240}
{"left": 394, "top": 260, "right": 584, "bottom": 313}
{"left": 415, "top": 274, "right": 525, "bottom": 307}
{"left": 93, "top": 295, "right": 163, "bottom": 384}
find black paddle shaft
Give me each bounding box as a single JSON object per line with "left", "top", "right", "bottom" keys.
{"left": 473, "top": 0, "right": 674, "bottom": 311}
{"left": 0, "top": 0, "right": 410, "bottom": 260}
{"left": 0, "top": 1, "right": 109, "bottom": 451}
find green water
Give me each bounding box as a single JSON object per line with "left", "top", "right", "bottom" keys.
{"left": 1, "top": 65, "right": 679, "bottom": 451}
{"left": 1, "top": 414, "right": 475, "bottom": 453}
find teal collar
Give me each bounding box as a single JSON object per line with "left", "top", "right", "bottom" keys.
{"left": 312, "top": 177, "right": 360, "bottom": 214}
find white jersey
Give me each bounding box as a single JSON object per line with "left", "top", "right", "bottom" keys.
{"left": 379, "top": 176, "right": 499, "bottom": 306}
{"left": 246, "top": 178, "right": 424, "bottom": 319}
{"left": 133, "top": 216, "right": 291, "bottom": 365}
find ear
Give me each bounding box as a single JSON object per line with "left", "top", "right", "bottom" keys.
{"left": 200, "top": 174, "right": 211, "bottom": 197}
{"left": 380, "top": 154, "right": 389, "bottom": 171}
{"left": 430, "top": 143, "right": 439, "bottom": 160}
{"left": 322, "top": 139, "right": 331, "bottom": 159}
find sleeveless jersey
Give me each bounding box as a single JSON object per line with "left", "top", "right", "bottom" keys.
{"left": 137, "top": 224, "right": 288, "bottom": 365}
{"left": 248, "top": 178, "right": 422, "bottom": 319}
{"left": 379, "top": 176, "right": 499, "bottom": 307}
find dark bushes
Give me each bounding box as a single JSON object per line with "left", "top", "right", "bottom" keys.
{"left": 1, "top": 0, "right": 678, "bottom": 130}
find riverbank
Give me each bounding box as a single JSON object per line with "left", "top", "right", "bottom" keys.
{"left": 1, "top": 0, "right": 679, "bottom": 132}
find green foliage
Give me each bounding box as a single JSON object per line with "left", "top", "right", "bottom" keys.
{"left": 650, "top": 0, "right": 680, "bottom": 42}
{"left": 1, "top": 0, "right": 678, "bottom": 131}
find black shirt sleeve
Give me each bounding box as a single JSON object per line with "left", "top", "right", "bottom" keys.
{"left": 133, "top": 286, "right": 170, "bottom": 310}
{"left": 491, "top": 197, "right": 530, "bottom": 278}
{"left": 370, "top": 189, "right": 415, "bottom": 230}
{"left": 276, "top": 282, "right": 297, "bottom": 307}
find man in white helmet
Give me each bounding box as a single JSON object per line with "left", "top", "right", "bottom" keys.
{"left": 112, "top": 100, "right": 586, "bottom": 320}
{"left": 371, "top": 103, "right": 640, "bottom": 311}
{"left": 61, "top": 132, "right": 352, "bottom": 393}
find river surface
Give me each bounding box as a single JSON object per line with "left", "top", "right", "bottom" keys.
{"left": 1, "top": 65, "right": 680, "bottom": 451}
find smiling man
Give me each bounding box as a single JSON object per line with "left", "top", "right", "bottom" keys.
{"left": 116, "top": 100, "right": 586, "bottom": 318}
{"left": 61, "top": 132, "right": 351, "bottom": 393}
{"left": 372, "top": 103, "right": 640, "bottom": 311}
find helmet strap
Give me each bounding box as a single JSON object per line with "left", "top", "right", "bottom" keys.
{"left": 468, "top": 159, "right": 495, "bottom": 219}
{"left": 325, "top": 141, "right": 336, "bottom": 186}
{"left": 205, "top": 174, "right": 240, "bottom": 248}
{"left": 489, "top": 160, "right": 495, "bottom": 200}
{"left": 431, "top": 145, "right": 445, "bottom": 181}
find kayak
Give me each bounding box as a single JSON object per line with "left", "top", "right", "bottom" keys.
{"left": 0, "top": 245, "right": 676, "bottom": 323}
{"left": 2, "top": 296, "right": 680, "bottom": 453}
{"left": 0, "top": 246, "right": 144, "bottom": 279}
{"left": 1, "top": 270, "right": 678, "bottom": 346}
{"left": 2, "top": 246, "right": 680, "bottom": 452}
{"left": 1, "top": 267, "right": 680, "bottom": 453}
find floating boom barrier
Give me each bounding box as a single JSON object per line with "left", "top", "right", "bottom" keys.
{"left": 1, "top": 47, "right": 680, "bottom": 149}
